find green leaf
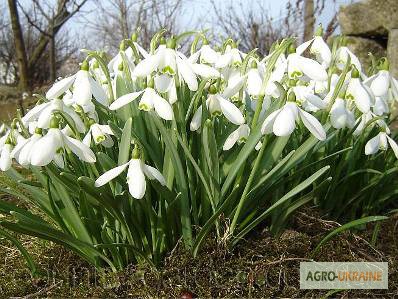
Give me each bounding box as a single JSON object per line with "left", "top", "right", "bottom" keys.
{"left": 118, "top": 117, "right": 132, "bottom": 165}
{"left": 0, "top": 228, "right": 38, "bottom": 275}
{"left": 312, "top": 216, "right": 388, "bottom": 255}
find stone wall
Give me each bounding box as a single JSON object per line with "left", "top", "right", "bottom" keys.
{"left": 338, "top": 0, "right": 398, "bottom": 76}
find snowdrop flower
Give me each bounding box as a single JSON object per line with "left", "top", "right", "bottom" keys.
{"left": 261, "top": 92, "right": 326, "bottom": 141}
{"left": 346, "top": 67, "right": 373, "bottom": 113}
{"left": 223, "top": 124, "right": 250, "bottom": 150}
{"left": 293, "top": 85, "right": 327, "bottom": 112}
{"left": 364, "top": 60, "right": 398, "bottom": 98}
{"left": 132, "top": 38, "right": 200, "bottom": 91}
{"left": 190, "top": 85, "right": 245, "bottom": 131}
{"left": 22, "top": 98, "right": 85, "bottom": 133}
{"left": 215, "top": 44, "right": 245, "bottom": 69}
{"left": 30, "top": 117, "right": 96, "bottom": 167}
{"left": 336, "top": 46, "right": 362, "bottom": 72}
{"left": 12, "top": 128, "right": 43, "bottom": 166}
{"left": 296, "top": 29, "right": 331, "bottom": 68}
{"left": 287, "top": 49, "right": 328, "bottom": 82}
{"left": 46, "top": 60, "right": 108, "bottom": 106}
{"left": 0, "top": 141, "right": 13, "bottom": 171}
{"left": 83, "top": 121, "right": 114, "bottom": 148}
{"left": 194, "top": 43, "right": 220, "bottom": 64}
{"left": 330, "top": 98, "right": 355, "bottom": 129}
{"left": 109, "top": 81, "right": 174, "bottom": 121}
{"left": 95, "top": 146, "right": 166, "bottom": 199}
{"left": 373, "top": 96, "right": 389, "bottom": 116}
{"left": 365, "top": 131, "right": 398, "bottom": 158}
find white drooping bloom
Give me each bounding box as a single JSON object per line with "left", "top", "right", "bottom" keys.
{"left": 287, "top": 52, "right": 328, "bottom": 82}
{"left": 0, "top": 143, "right": 13, "bottom": 171}
{"left": 95, "top": 156, "right": 166, "bottom": 199}
{"left": 215, "top": 44, "right": 245, "bottom": 69}
{"left": 46, "top": 61, "right": 108, "bottom": 106}
{"left": 346, "top": 68, "right": 373, "bottom": 113}
{"left": 261, "top": 101, "right": 326, "bottom": 141}
{"left": 223, "top": 124, "right": 250, "bottom": 150}
{"left": 364, "top": 66, "right": 398, "bottom": 99}
{"left": 83, "top": 123, "right": 114, "bottom": 148}
{"left": 293, "top": 85, "right": 327, "bottom": 112}
{"left": 30, "top": 119, "right": 96, "bottom": 167}
{"left": 336, "top": 46, "right": 362, "bottom": 72}
{"left": 296, "top": 35, "right": 332, "bottom": 68}
{"left": 330, "top": 98, "right": 355, "bottom": 129}
{"left": 132, "top": 42, "right": 217, "bottom": 92}
{"left": 109, "top": 87, "right": 174, "bottom": 120}
{"left": 190, "top": 87, "right": 245, "bottom": 131}
{"left": 365, "top": 131, "right": 398, "bottom": 158}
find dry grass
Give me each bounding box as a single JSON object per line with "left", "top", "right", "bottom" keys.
{"left": 0, "top": 207, "right": 397, "bottom": 298}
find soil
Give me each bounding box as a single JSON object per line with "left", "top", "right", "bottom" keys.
{"left": 0, "top": 207, "right": 397, "bottom": 298}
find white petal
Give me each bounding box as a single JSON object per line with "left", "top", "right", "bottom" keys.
{"left": 191, "top": 64, "right": 220, "bottom": 79}
{"left": 296, "top": 39, "right": 313, "bottom": 55}
{"left": 365, "top": 133, "right": 381, "bottom": 155}
{"left": 217, "top": 95, "right": 244, "bottom": 125}
{"left": 152, "top": 92, "right": 174, "bottom": 120}
{"left": 89, "top": 76, "right": 108, "bottom": 106}
{"left": 109, "top": 91, "right": 144, "bottom": 110}
{"left": 190, "top": 106, "right": 202, "bottom": 131}
{"left": 223, "top": 128, "right": 240, "bottom": 150}
{"left": 127, "top": 159, "right": 146, "bottom": 199}
{"left": 73, "top": 70, "right": 92, "bottom": 106}
{"left": 30, "top": 129, "right": 62, "bottom": 166}
{"left": 200, "top": 45, "right": 219, "bottom": 64}
{"left": 46, "top": 75, "right": 76, "bottom": 99}
{"left": 154, "top": 74, "right": 173, "bottom": 93}
{"left": 22, "top": 102, "right": 50, "bottom": 124}
{"left": 223, "top": 75, "right": 246, "bottom": 99}
{"left": 299, "top": 108, "right": 326, "bottom": 140}
{"left": 273, "top": 103, "right": 297, "bottom": 136}
{"left": 143, "top": 164, "right": 166, "bottom": 185}
{"left": 63, "top": 135, "right": 96, "bottom": 163}
{"left": 311, "top": 36, "right": 331, "bottom": 67}
{"left": 247, "top": 69, "right": 263, "bottom": 97}
{"left": 387, "top": 136, "right": 398, "bottom": 159}
{"left": 176, "top": 56, "right": 198, "bottom": 91}
{"left": 132, "top": 54, "right": 159, "bottom": 77}
{"left": 95, "top": 162, "right": 129, "bottom": 187}
{"left": 215, "top": 52, "right": 233, "bottom": 68}
{"left": 370, "top": 71, "right": 390, "bottom": 97}
{"left": 352, "top": 80, "right": 372, "bottom": 113}
{"left": 330, "top": 98, "right": 348, "bottom": 129}
{"left": 0, "top": 144, "right": 12, "bottom": 171}
{"left": 261, "top": 109, "right": 280, "bottom": 134}
{"left": 83, "top": 131, "right": 92, "bottom": 147}
{"left": 297, "top": 56, "right": 328, "bottom": 81}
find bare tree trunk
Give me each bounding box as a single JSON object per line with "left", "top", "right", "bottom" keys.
{"left": 7, "top": 0, "right": 28, "bottom": 113}
{"left": 49, "top": 22, "right": 56, "bottom": 82}
{"left": 303, "top": 0, "right": 315, "bottom": 41}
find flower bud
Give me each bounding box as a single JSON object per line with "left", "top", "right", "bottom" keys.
{"left": 49, "top": 116, "right": 60, "bottom": 128}
{"left": 132, "top": 144, "right": 141, "bottom": 159}
{"left": 120, "top": 40, "right": 127, "bottom": 51}
{"left": 35, "top": 127, "right": 43, "bottom": 135}
{"left": 287, "top": 44, "right": 296, "bottom": 54}
{"left": 379, "top": 57, "right": 389, "bottom": 71}
{"left": 131, "top": 32, "right": 138, "bottom": 42}
{"left": 351, "top": 65, "right": 360, "bottom": 78}
{"left": 147, "top": 78, "right": 155, "bottom": 89}
{"left": 287, "top": 91, "right": 296, "bottom": 102}
{"left": 208, "top": 85, "right": 217, "bottom": 94}
{"left": 80, "top": 60, "right": 89, "bottom": 71}
{"left": 315, "top": 24, "right": 323, "bottom": 37}
{"left": 167, "top": 36, "right": 177, "bottom": 49}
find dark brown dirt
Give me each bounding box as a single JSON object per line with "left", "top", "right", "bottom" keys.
{"left": 0, "top": 207, "right": 397, "bottom": 298}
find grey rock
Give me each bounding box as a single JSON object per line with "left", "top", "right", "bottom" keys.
{"left": 339, "top": 0, "right": 398, "bottom": 37}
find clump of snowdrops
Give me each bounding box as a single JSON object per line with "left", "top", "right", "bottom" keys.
{"left": 0, "top": 27, "right": 397, "bottom": 272}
